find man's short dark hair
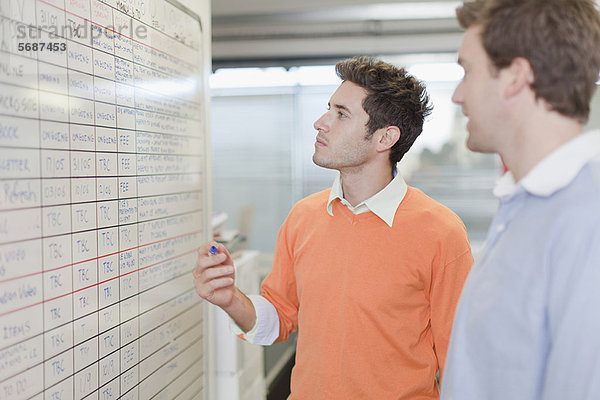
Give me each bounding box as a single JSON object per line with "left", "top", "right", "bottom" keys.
{"left": 335, "top": 56, "right": 432, "bottom": 165}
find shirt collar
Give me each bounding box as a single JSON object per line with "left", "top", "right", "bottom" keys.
{"left": 326, "top": 169, "right": 408, "bottom": 227}
{"left": 494, "top": 130, "right": 600, "bottom": 199}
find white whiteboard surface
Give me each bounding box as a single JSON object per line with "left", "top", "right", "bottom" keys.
{"left": 0, "top": 0, "right": 209, "bottom": 398}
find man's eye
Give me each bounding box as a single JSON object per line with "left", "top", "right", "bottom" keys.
{"left": 338, "top": 111, "right": 347, "bottom": 118}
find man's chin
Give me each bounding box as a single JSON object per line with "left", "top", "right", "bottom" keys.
{"left": 466, "top": 137, "right": 495, "bottom": 154}
{"left": 312, "top": 154, "right": 323, "bottom": 167}
{"left": 312, "top": 155, "right": 334, "bottom": 169}
{"left": 465, "top": 137, "right": 478, "bottom": 152}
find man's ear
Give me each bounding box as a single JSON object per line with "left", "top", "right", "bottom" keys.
{"left": 504, "top": 57, "right": 534, "bottom": 98}
{"left": 377, "top": 126, "right": 401, "bottom": 152}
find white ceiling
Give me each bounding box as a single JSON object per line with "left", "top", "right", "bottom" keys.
{"left": 212, "top": 0, "right": 458, "bottom": 17}
{"left": 210, "top": 0, "right": 465, "bottom": 69}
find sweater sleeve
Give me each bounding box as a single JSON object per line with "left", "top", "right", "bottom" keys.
{"left": 430, "top": 237, "right": 473, "bottom": 381}
{"left": 260, "top": 214, "right": 300, "bottom": 343}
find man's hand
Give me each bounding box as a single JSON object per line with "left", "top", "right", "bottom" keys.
{"left": 193, "top": 243, "right": 236, "bottom": 308}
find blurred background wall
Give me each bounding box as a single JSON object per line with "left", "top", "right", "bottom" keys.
{"left": 209, "top": 0, "right": 600, "bottom": 258}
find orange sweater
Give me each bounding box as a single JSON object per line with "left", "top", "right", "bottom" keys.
{"left": 261, "top": 187, "right": 473, "bottom": 399}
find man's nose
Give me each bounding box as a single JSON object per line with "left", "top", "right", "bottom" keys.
{"left": 313, "top": 112, "right": 329, "bottom": 132}
{"left": 452, "top": 81, "right": 464, "bottom": 105}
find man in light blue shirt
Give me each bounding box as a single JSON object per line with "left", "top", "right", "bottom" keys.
{"left": 442, "top": 0, "right": 600, "bottom": 399}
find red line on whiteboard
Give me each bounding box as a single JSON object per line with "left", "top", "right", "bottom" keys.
{"left": 0, "top": 247, "right": 200, "bottom": 318}
{"left": 0, "top": 229, "right": 203, "bottom": 284}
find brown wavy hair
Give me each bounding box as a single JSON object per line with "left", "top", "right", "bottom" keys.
{"left": 335, "top": 56, "right": 433, "bottom": 166}
{"left": 457, "top": 0, "right": 600, "bottom": 123}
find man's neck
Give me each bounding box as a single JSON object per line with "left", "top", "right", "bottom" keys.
{"left": 339, "top": 164, "right": 394, "bottom": 206}
{"left": 502, "top": 111, "right": 583, "bottom": 182}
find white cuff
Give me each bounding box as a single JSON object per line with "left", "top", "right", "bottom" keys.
{"left": 229, "top": 295, "right": 279, "bottom": 345}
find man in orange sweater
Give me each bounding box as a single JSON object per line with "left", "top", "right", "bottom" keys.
{"left": 194, "top": 56, "right": 473, "bottom": 399}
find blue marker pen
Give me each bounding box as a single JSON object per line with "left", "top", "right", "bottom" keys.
{"left": 209, "top": 245, "right": 218, "bottom": 255}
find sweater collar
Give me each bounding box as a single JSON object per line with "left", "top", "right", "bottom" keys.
{"left": 326, "top": 169, "right": 408, "bottom": 227}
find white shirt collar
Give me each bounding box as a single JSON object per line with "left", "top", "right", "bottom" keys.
{"left": 494, "top": 130, "right": 600, "bottom": 199}
{"left": 326, "top": 170, "right": 408, "bottom": 227}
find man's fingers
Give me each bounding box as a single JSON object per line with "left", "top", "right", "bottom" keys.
{"left": 193, "top": 243, "right": 236, "bottom": 306}
{"left": 196, "top": 251, "right": 227, "bottom": 269}
{"left": 194, "top": 265, "right": 234, "bottom": 281}
{"left": 207, "top": 276, "right": 235, "bottom": 290}
{"left": 195, "top": 276, "right": 235, "bottom": 300}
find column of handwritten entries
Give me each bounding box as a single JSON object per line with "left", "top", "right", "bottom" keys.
{"left": 0, "top": 0, "right": 206, "bottom": 398}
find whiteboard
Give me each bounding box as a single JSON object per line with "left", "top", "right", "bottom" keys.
{"left": 0, "top": 0, "right": 209, "bottom": 398}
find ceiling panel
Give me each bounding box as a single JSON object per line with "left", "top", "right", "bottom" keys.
{"left": 212, "top": 0, "right": 460, "bottom": 16}
{"left": 211, "top": 0, "right": 465, "bottom": 69}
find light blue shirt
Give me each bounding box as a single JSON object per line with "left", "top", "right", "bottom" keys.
{"left": 441, "top": 130, "right": 600, "bottom": 400}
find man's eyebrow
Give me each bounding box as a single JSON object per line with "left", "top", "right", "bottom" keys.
{"left": 332, "top": 103, "right": 352, "bottom": 114}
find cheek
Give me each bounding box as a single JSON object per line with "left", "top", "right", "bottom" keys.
{"left": 465, "top": 83, "right": 485, "bottom": 106}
